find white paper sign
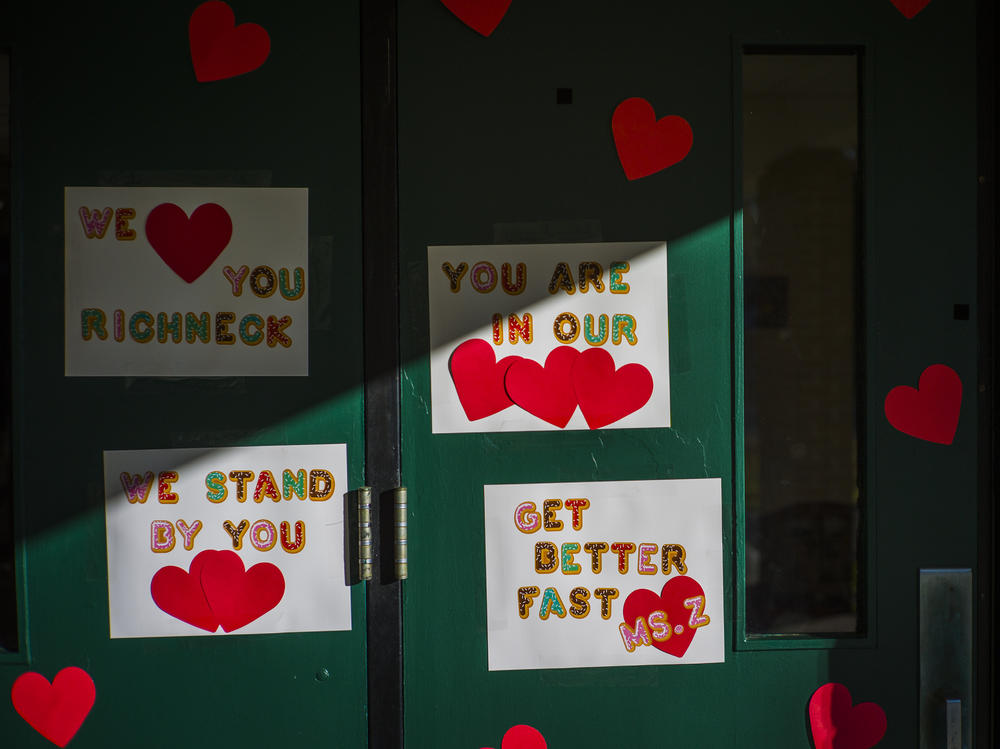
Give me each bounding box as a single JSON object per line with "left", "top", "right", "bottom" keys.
{"left": 66, "top": 187, "right": 309, "bottom": 376}
{"left": 428, "top": 242, "right": 669, "bottom": 433}
{"left": 485, "top": 479, "right": 723, "bottom": 670}
{"left": 104, "top": 444, "right": 351, "bottom": 638}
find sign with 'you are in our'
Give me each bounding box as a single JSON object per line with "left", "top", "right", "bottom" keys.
{"left": 65, "top": 186, "right": 309, "bottom": 376}
{"left": 427, "top": 241, "right": 669, "bottom": 433}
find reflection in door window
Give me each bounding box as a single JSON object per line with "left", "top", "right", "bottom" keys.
{"left": 0, "top": 51, "right": 14, "bottom": 652}
{"left": 742, "top": 52, "right": 862, "bottom": 635}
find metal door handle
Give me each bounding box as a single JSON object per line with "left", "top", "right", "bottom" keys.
{"left": 945, "top": 699, "right": 960, "bottom": 749}
{"left": 919, "top": 569, "right": 971, "bottom": 749}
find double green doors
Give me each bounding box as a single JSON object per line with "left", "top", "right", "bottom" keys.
{"left": 1, "top": 0, "right": 988, "bottom": 748}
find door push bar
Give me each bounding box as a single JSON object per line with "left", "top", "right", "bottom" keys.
{"left": 354, "top": 486, "right": 407, "bottom": 582}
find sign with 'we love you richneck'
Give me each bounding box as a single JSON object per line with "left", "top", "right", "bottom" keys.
{"left": 65, "top": 186, "right": 309, "bottom": 376}
{"left": 428, "top": 241, "right": 670, "bottom": 433}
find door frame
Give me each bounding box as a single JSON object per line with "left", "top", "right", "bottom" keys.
{"left": 361, "top": 1, "right": 404, "bottom": 748}
{"left": 977, "top": 1, "right": 997, "bottom": 746}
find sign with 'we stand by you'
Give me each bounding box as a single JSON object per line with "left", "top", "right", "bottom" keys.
{"left": 104, "top": 444, "right": 352, "bottom": 638}
{"left": 65, "top": 187, "right": 309, "bottom": 376}
{"left": 428, "top": 241, "right": 669, "bottom": 433}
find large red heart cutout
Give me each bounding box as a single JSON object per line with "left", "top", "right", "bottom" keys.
{"left": 612, "top": 97, "right": 693, "bottom": 181}
{"left": 481, "top": 724, "right": 547, "bottom": 749}
{"left": 622, "top": 576, "right": 708, "bottom": 657}
{"left": 884, "top": 364, "right": 961, "bottom": 444}
{"left": 505, "top": 347, "right": 580, "bottom": 427}
{"left": 151, "top": 549, "right": 221, "bottom": 632}
{"left": 199, "top": 549, "right": 285, "bottom": 632}
{"left": 189, "top": 1, "right": 271, "bottom": 82}
{"left": 889, "top": 0, "right": 932, "bottom": 19}
{"left": 449, "top": 339, "right": 522, "bottom": 420}
{"left": 145, "top": 202, "right": 233, "bottom": 283}
{"left": 11, "top": 667, "right": 96, "bottom": 747}
{"left": 809, "top": 682, "right": 887, "bottom": 749}
{"left": 440, "top": 0, "right": 512, "bottom": 37}
{"left": 572, "top": 348, "right": 653, "bottom": 429}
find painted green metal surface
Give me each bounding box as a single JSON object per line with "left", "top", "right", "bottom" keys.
{"left": 0, "top": 0, "right": 982, "bottom": 746}
{"left": 399, "top": 1, "right": 979, "bottom": 747}
{"left": 0, "top": 2, "right": 368, "bottom": 747}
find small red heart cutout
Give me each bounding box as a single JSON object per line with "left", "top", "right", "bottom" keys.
{"left": 189, "top": 1, "right": 271, "bottom": 82}
{"left": 809, "top": 682, "right": 887, "bottom": 749}
{"left": 622, "top": 576, "right": 708, "bottom": 657}
{"left": 889, "top": 0, "right": 932, "bottom": 19}
{"left": 481, "top": 724, "right": 547, "bottom": 749}
{"left": 199, "top": 549, "right": 285, "bottom": 632}
{"left": 440, "top": 0, "right": 512, "bottom": 37}
{"left": 11, "top": 667, "right": 96, "bottom": 747}
{"left": 449, "top": 339, "right": 522, "bottom": 420}
{"left": 884, "top": 364, "right": 961, "bottom": 444}
{"left": 145, "top": 202, "right": 233, "bottom": 283}
{"left": 501, "top": 724, "right": 546, "bottom": 749}
{"left": 150, "top": 549, "right": 220, "bottom": 632}
{"left": 572, "top": 348, "right": 653, "bottom": 429}
{"left": 505, "top": 347, "right": 580, "bottom": 427}
{"left": 612, "top": 97, "right": 693, "bottom": 180}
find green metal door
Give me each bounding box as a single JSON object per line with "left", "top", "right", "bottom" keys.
{"left": 1, "top": 2, "right": 369, "bottom": 747}
{"left": 398, "top": 1, "right": 985, "bottom": 747}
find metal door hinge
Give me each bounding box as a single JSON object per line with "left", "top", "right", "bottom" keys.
{"left": 392, "top": 487, "right": 408, "bottom": 580}
{"left": 352, "top": 486, "right": 406, "bottom": 582}
{"left": 357, "top": 487, "right": 373, "bottom": 582}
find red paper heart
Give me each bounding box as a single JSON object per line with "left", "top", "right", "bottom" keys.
{"left": 150, "top": 549, "right": 220, "bottom": 632}
{"left": 612, "top": 97, "right": 693, "bottom": 180}
{"left": 502, "top": 724, "right": 547, "bottom": 749}
{"left": 505, "top": 347, "right": 580, "bottom": 427}
{"left": 622, "top": 576, "right": 708, "bottom": 657}
{"left": 449, "top": 339, "right": 522, "bottom": 420}
{"left": 809, "top": 683, "right": 887, "bottom": 749}
{"left": 889, "top": 0, "right": 932, "bottom": 19}
{"left": 572, "top": 348, "right": 653, "bottom": 429}
{"left": 189, "top": 1, "right": 271, "bottom": 82}
{"left": 481, "top": 724, "right": 547, "bottom": 749}
{"left": 199, "top": 549, "right": 285, "bottom": 632}
{"left": 440, "top": 0, "right": 512, "bottom": 37}
{"left": 884, "top": 364, "right": 961, "bottom": 444}
{"left": 144, "top": 202, "right": 233, "bottom": 283}
{"left": 11, "top": 667, "right": 96, "bottom": 747}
